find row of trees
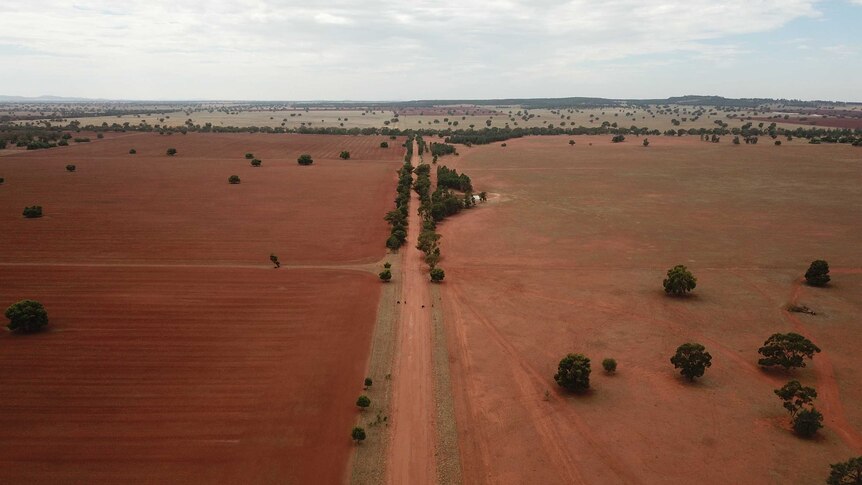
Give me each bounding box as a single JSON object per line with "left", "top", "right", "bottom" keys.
{"left": 436, "top": 166, "right": 473, "bottom": 192}
{"left": 384, "top": 137, "right": 415, "bottom": 250}
{"left": 663, "top": 260, "right": 830, "bottom": 297}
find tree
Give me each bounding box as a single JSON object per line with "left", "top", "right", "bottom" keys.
{"left": 827, "top": 456, "right": 862, "bottom": 485}
{"left": 379, "top": 269, "right": 392, "bottom": 282}
{"left": 270, "top": 254, "right": 280, "bottom": 269}
{"left": 757, "top": 333, "right": 821, "bottom": 370}
{"left": 792, "top": 407, "right": 823, "bottom": 438}
{"left": 430, "top": 267, "right": 445, "bottom": 283}
{"left": 351, "top": 426, "right": 366, "bottom": 443}
{"left": 356, "top": 395, "right": 371, "bottom": 409}
{"left": 5, "top": 300, "right": 49, "bottom": 333}
{"left": 297, "top": 154, "right": 314, "bottom": 165}
{"left": 66, "top": 164, "right": 76, "bottom": 172}
{"left": 166, "top": 148, "right": 177, "bottom": 156}
{"left": 602, "top": 358, "right": 617, "bottom": 373}
{"left": 774, "top": 380, "right": 817, "bottom": 417}
{"left": 670, "top": 343, "right": 712, "bottom": 381}
{"left": 380, "top": 141, "right": 389, "bottom": 148}
{"left": 339, "top": 151, "right": 350, "bottom": 159}
{"left": 612, "top": 135, "right": 625, "bottom": 143}
{"left": 129, "top": 149, "right": 136, "bottom": 154}
{"left": 364, "top": 377, "right": 373, "bottom": 388}
{"left": 663, "top": 265, "right": 697, "bottom": 296}
{"left": 804, "top": 260, "right": 830, "bottom": 287}
{"left": 775, "top": 140, "right": 782, "bottom": 146}
{"left": 0, "top": 177, "right": 4, "bottom": 185}
{"left": 732, "top": 136, "right": 740, "bottom": 145}
{"left": 479, "top": 192, "right": 487, "bottom": 202}
{"left": 245, "top": 153, "right": 254, "bottom": 159}
{"left": 250, "top": 158, "right": 262, "bottom": 167}
{"left": 554, "top": 353, "right": 591, "bottom": 391}
{"left": 569, "top": 140, "right": 576, "bottom": 146}
{"left": 386, "top": 234, "right": 402, "bottom": 250}
{"left": 643, "top": 138, "right": 650, "bottom": 147}
{"left": 22, "top": 206, "right": 43, "bottom": 218}
{"left": 383, "top": 262, "right": 391, "bottom": 269}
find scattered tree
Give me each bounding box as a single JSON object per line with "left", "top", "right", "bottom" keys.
{"left": 297, "top": 154, "right": 314, "bottom": 165}
{"left": 339, "top": 151, "right": 350, "bottom": 159}
{"left": 270, "top": 254, "right": 280, "bottom": 268}
{"left": 663, "top": 265, "right": 697, "bottom": 296}
{"left": 732, "top": 136, "right": 741, "bottom": 145}
{"left": 250, "top": 158, "right": 262, "bottom": 167}
{"left": 670, "top": 343, "right": 712, "bottom": 381}
{"left": 643, "top": 138, "right": 650, "bottom": 147}
{"left": 554, "top": 353, "right": 591, "bottom": 391}
{"left": 0, "top": 177, "right": 4, "bottom": 185}
{"left": 22, "top": 205, "right": 43, "bottom": 218}
{"left": 356, "top": 395, "right": 371, "bottom": 409}
{"left": 364, "top": 377, "right": 373, "bottom": 388}
{"left": 602, "top": 358, "right": 617, "bottom": 373}
{"left": 96, "top": 133, "right": 104, "bottom": 139}
{"left": 383, "top": 262, "right": 391, "bottom": 269}
{"left": 775, "top": 140, "right": 782, "bottom": 146}
{"left": 430, "top": 267, "right": 445, "bottom": 283}
{"left": 129, "top": 148, "right": 136, "bottom": 154}
{"left": 228, "top": 175, "right": 241, "bottom": 184}
{"left": 5, "top": 299, "right": 49, "bottom": 333}
{"left": 569, "top": 140, "right": 576, "bottom": 146}
{"left": 245, "top": 153, "right": 254, "bottom": 159}
{"left": 65, "top": 164, "right": 76, "bottom": 172}
{"left": 611, "top": 134, "right": 625, "bottom": 143}
{"left": 380, "top": 141, "right": 389, "bottom": 148}
{"left": 479, "top": 191, "right": 488, "bottom": 202}
{"left": 804, "top": 260, "right": 830, "bottom": 287}
{"left": 166, "top": 148, "right": 177, "bottom": 156}
{"left": 774, "top": 380, "right": 817, "bottom": 418}
{"left": 757, "top": 333, "right": 820, "bottom": 370}
{"left": 351, "top": 426, "right": 366, "bottom": 443}
{"left": 379, "top": 269, "right": 392, "bottom": 282}
{"left": 827, "top": 456, "right": 862, "bottom": 485}
{"left": 792, "top": 407, "right": 823, "bottom": 438}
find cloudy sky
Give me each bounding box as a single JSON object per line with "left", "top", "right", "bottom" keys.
{"left": 1, "top": 0, "right": 860, "bottom": 101}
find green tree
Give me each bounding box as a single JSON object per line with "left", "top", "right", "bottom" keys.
{"left": 827, "top": 456, "right": 862, "bottom": 485}
{"left": 554, "top": 353, "right": 591, "bottom": 391}
{"left": 670, "top": 343, "right": 712, "bottom": 381}
{"left": 356, "top": 395, "right": 371, "bottom": 409}
{"left": 612, "top": 135, "right": 625, "bottom": 143}
{"left": 351, "top": 426, "right": 366, "bottom": 443}
{"left": 339, "top": 151, "right": 350, "bottom": 159}
{"left": 774, "top": 380, "right": 817, "bottom": 417}
{"left": 430, "top": 267, "right": 445, "bottom": 283}
{"left": 757, "top": 333, "right": 821, "bottom": 370}
{"left": 383, "top": 262, "right": 391, "bottom": 269}
{"left": 569, "top": 140, "right": 576, "bottom": 146}
{"left": 297, "top": 154, "right": 314, "bottom": 165}
{"left": 380, "top": 141, "right": 389, "bottom": 148}
{"left": 0, "top": 177, "right": 4, "bottom": 185}
{"left": 804, "top": 260, "right": 830, "bottom": 287}
{"left": 129, "top": 149, "right": 136, "bottom": 154}
{"left": 22, "top": 206, "right": 43, "bottom": 218}
{"left": 643, "top": 138, "right": 650, "bottom": 147}
{"left": 65, "top": 164, "right": 76, "bottom": 172}
{"left": 792, "top": 408, "right": 823, "bottom": 438}
{"left": 663, "top": 265, "right": 697, "bottom": 296}
{"left": 602, "top": 358, "right": 617, "bottom": 373}
{"left": 479, "top": 192, "right": 488, "bottom": 202}
{"left": 5, "top": 300, "right": 49, "bottom": 333}
{"left": 228, "top": 175, "right": 241, "bottom": 184}
{"left": 379, "top": 269, "right": 392, "bottom": 282}
{"left": 250, "top": 158, "right": 262, "bottom": 167}
{"left": 270, "top": 254, "right": 280, "bottom": 269}
{"left": 245, "top": 153, "right": 254, "bottom": 159}
{"left": 364, "top": 377, "right": 373, "bottom": 388}
{"left": 166, "top": 148, "right": 177, "bottom": 156}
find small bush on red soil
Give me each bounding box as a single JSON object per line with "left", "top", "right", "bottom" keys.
{"left": 340, "top": 151, "right": 350, "bottom": 159}
{"left": 166, "top": 148, "right": 177, "bottom": 156}
{"left": 429, "top": 267, "right": 445, "bottom": 283}
{"left": 251, "top": 158, "right": 262, "bottom": 167}
{"left": 602, "top": 358, "right": 617, "bottom": 373}
{"left": 22, "top": 206, "right": 43, "bottom": 218}
{"left": 65, "top": 164, "right": 76, "bottom": 172}
{"left": 792, "top": 407, "right": 823, "bottom": 438}
{"left": 804, "top": 260, "right": 830, "bottom": 287}
{"left": 554, "top": 354, "right": 591, "bottom": 391}
{"left": 351, "top": 426, "right": 366, "bottom": 443}
{"left": 670, "top": 343, "right": 711, "bottom": 381}
{"left": 364, "top": 377, "right": 373, "bottom": 388}
{"left": 129, "top": 149, "right": 136, "bottom": 154}
{"left": 378, "top": 269, "right": 392, "bottom": 282}
{"left": 297, "top": 154, "right": 314, "bottom": 165}
{"left": 245, "top": 153, "right": 254, "bottom": 159}
{"left": 228, "top": 175, "right": 241, "bottom": 184}
{"left": 356, "top": 395, "right": 371, "bottom": 409}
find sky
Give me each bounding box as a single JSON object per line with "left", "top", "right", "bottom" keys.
{"left": 0, "top": 0, "right": 861, "bottom": 101}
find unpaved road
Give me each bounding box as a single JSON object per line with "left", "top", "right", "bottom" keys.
{"left": 387, "top": 142, "right": 437, "bottom": 484}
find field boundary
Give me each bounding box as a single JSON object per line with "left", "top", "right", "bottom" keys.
{"left": 430, "top": 284, "right": 463, "bottom": 484}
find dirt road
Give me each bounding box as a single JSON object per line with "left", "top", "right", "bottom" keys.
{"left": 387, "top": 141, "right": 437, "bottom": 484}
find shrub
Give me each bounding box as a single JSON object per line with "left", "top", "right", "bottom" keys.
{"left": 269, "top": 254, "right": 280, "bottom": 268}
{"left": 74, "top": 137, "right": 90, "bottom": 143}
{"left": 792, "top": 408, "right": 823, "bottom": 438}
{"left": 228, "top": 175, "right": 241, "bottom": 184}
{"left": 5, "top": 300, "right": 49, "bottom": 333}
{"left": 827, "top": 456, "right": 862, "bottom": 485}
{"left": 96, "top": 133, "right": 104, "bottom": 139}
{"left": 383, "top": 262, "right": 391, "bottom": 269}
{"left": 430, "top": 267, "right": 445, "bottom": 283}
{"left": 0, "top": 177, "right": 4, "bottom": 184}
{"left": 501, "top": 143, "right": 507, "bottom": 147}
{"left": 351, "top": 426, "right": 366, "bottom": 443}
{"left": 804, "top": 260, "right": 830, "bottom": 287}
{"left": 379, "top": 269, "right": 392, "bottom": 282}
{"left": 58, "top": 139, "right": 68, "bottom": 146}
{"left": 602, "top": 358, "right": 617, "bottom": 373}
{"left": 663, "top": 265, "right": 697, "bottom": 296}
{"left": 22, "top": 206, "right": 43, "bottom": 218}
{"left": 65, "top": 164, "right": 76, "bottom": 172}
{"left": 166, "top": 148, "right": 177, "bottom": 156}
{"left": 611, "top": 135, "right": 625, "bottom": 143}
{"left": 757, "top": 333, "right": 820, "bottom": 370}
{"left": 569, "top": 140, "right": 576, "bottom": 146}
{"left": 643, "top": 138, "right": 650, "bottom": 147}
{"left": 297, "top": 154, "right": 313, "bottom": 165}
{"left": 250, "top": 158, "right": 262, "bottom": 167}
{"left": 0, "top": 139, "right": 6, "bottom": 149}
{"left": 129, "top": 148, "right": 136, "bottom": 154}
{"left": 380, "top": 141, "right": 389, "bottom": 148}
{"left": 364, "top": 377, "right": 373, "bottom": 387}
{"left": 245, "top": 153, "right": 254, "bottom": 159}
{"left": 554, "top": 353, "right": 591, "bottom": 391}
{"left": 732, "top": 136, "right": 740, "bottom": 145}
{"left": 670, "top": 343, "right": 712, "bottom": 381}
{"left": 340, "top": 151, "right": 350, "bottom": 159}
{"left": 774, "top": 140, "right": 782, "bottom": 146}
{"left": 356, "top": 395, "right": 371, "bottom": 409}
{"left": 774, "top": 380, "right": 817, "bottom": 417}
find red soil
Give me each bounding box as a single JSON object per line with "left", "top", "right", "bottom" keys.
{"left": 435, "top": 136, "right": 862, "bottom": 484}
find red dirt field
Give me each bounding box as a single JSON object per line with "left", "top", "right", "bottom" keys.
{"left": 435, "top": 136, "right": 862, "bottom": 484}
{"left": 0, "top": 133, "right": 403, "bottom": 264}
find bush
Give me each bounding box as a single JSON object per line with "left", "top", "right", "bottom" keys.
{"left": 602, "top": 358, "right": 617, "bottom": 373}
{"left": 732, "top": 136, "right": 740, "bottom": 145}
{"left": 96, "top": 133, "right": 104, "bottom": 139}
{"left": 228, "top": 175, "right": 241, "bottom": 184}
{"left": 569, "top": 140, "right": 576, "bottom": 146}
{"left": 351, "top": 426, "right": 366, "bottom": 443}
{"left": 757, "top": 333, "right": 820, "bottom": 369}
{"left": 58, "top": 139, "right": 68, "bottom": 146}
{"left": 356, "top": 395, "right": 371, "bottom": 409}
{"left": 74, "top": 137, "right": 90, "bottom": 143}
{"left": 5, "top": 300, "right": 49, "bottom": 333}
{"left": 269, "top": 254, "right": 280, "bottom": 268}
{"left": 65, "top": 164, "right": 76, "bottom": 172}
{"left": 0, "top": 139, "right": 6, "bottom": 149}
{"left": 379, "top": 269, "right": 392, "bottom": 282}
{"left": 380, "top": 141, "right": 389, "bottom": 148}
{"left": 643, "top": 138, "right": 650, "bottom": 147}
{"left": 22, "top": 206, "right": 43, "bottom": 218}
{"left": 250, "top": 158, "right": 262, "bottom": 167}
{"left": 827, "top": 456, "right": 862, "bottom": 485}
{"left": 129, "top": 149, "right": 136, "bottom": 154}
{"left": 364, "top": 377, "right": 373, "bottom": 387}
{"left": 774, "top": 140, "right": 782, "bottom": 146}
{"left": 792, "top": 408, "right": 823, "bottom": 438}
{"left": 663, "top": 265, "right": 697, "bottom": 296}
{"left": 0, "top": 177, "right": 4, "bottom": 184}
{"left": 166, "top": 148, "right": 177, "bottom": 156}
{"left": 297, "top": 154, "right": 313, "bottom": 165}
{"left": 804, "top": 260, "right": 830, "bottom": 287}
{"left": 383, "top": 262, "right": 391, "bottom": 269}
{"left": 339, "top": 151, "right": 350, "bottom": 159}
{"left": 611, "top": 135, "right": 625, "bottom": 143}
{"left": 670, "top": 343, "right": 712, "bottom": 381}
{"left": 554, "top": 353, "right": 591, "bottom": 391}
{"left": 430, "top": 267, "right": 445, "bottom": 283}
{"left": 245, "top": 153, "right": 254, "bottom": 159}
